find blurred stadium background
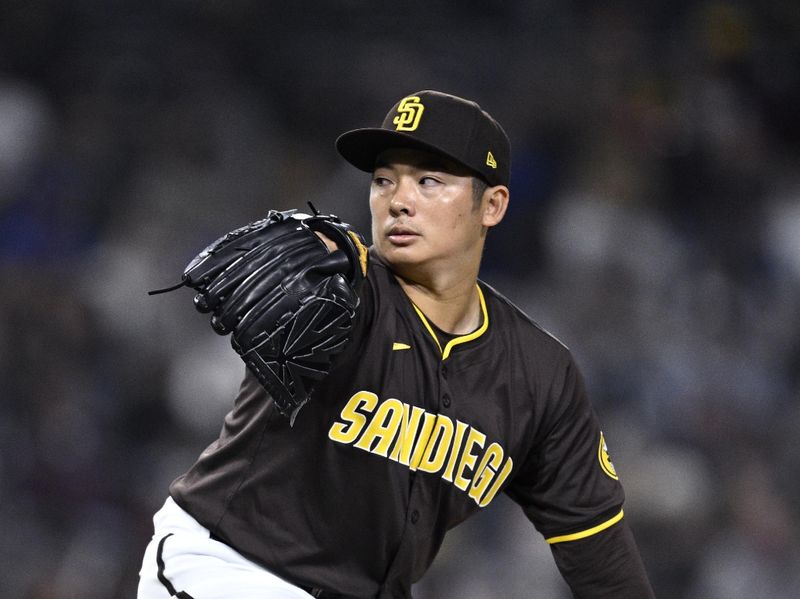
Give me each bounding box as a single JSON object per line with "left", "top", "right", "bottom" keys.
{"left": 1, "top": 1, "right": 799, "bottom": 597}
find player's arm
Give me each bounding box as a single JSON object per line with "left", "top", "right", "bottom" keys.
{"left": 315, "top": 231, "right": 339, "bottom": 252}
{"left": 548, "top": 518, "right": 654, "bottom": 598}
{"left": 506, "top": 351, "right": 654, "bottom": 597}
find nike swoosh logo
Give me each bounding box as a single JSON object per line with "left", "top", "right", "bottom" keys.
{"left": 392, "top": 342, "right": 411, "bottom": 351}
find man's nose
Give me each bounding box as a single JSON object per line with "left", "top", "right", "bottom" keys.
{"left": 389, "top": 178, "right": 416, "bottom": 216}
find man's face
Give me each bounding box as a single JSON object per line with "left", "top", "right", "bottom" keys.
{"left": 369, "top": 147, "right": 486, "bottom": 275}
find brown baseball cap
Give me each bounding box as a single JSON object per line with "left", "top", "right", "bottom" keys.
{"left": 336, "top": 90, "right": 510, "bottom": 187}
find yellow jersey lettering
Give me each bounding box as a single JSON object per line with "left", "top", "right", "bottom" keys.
{"left": 328, "top": 392, "right": 512, "bottom": 508}
{"left": 417, "top": 415, "right": 455, "bottom": 474}
{"left": 354, "top": 398, "right": 404, "bottom": 456}
{"left": 468, "top": 442, "right": 504, "bottom": 504}
{"left": 441, "top": 420, "right": 469, "bottom": 482}
{"left": 478, "top": 456, "right": 513, "bottom": 508}
{"left": 389, "top": 404, "right": 426, "bottom": 465}
{"left": 328, "top": 391, "right": 378, "bottom": 444}
{"left": 408, "top": 412, "right": 438, "bottom": 471}
{"left": 453, "top": 427, "right": 486, "bottom": 491}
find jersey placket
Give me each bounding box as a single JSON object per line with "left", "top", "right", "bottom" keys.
{"left": 379, "top": 329, "right": 452, "bottom": 592}
{"left": 380, "top": 285, "right": 489, "bottom": 589}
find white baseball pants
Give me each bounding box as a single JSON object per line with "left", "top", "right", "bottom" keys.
{"left": 137, "top": 497, "right": 314, "bottom": 599}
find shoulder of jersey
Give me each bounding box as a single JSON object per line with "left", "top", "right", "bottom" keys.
{"left": 478, "top": 280, "right": 571, "bottom": 353}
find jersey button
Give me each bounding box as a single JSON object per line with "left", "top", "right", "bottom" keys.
{"left": 441, "top": 365, "right": 448, "bottom": 378}
{"left": 410, "top": 509, "right": 420, "bottom": 524}
{"left": 442, "top": 394, "right": 451, "bottom": 408}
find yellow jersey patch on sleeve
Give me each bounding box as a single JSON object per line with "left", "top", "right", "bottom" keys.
{"left": 598, "top": 432, "right": 619, "bottom": 480}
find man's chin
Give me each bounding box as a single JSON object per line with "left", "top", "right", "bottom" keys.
{"left": 377, "top": 244, "right": 420, "bottom": 265}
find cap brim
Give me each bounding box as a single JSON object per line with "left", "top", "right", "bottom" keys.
{"left": 335, "top": 128, "right": 465, "bottom": 174}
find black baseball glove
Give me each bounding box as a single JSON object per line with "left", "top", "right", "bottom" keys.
{"left": 151, "top": 208, "right": 368, "bottom": 423}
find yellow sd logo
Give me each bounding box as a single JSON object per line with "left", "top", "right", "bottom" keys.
{"left": 393, "top": 96, "right": 425, "bottom": 131}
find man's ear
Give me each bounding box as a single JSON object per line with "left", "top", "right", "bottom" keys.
{"left": 481, "top": 186, "right": 509, "bottom": 228}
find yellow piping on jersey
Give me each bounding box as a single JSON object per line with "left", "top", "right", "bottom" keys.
{"left": 411, "top": 285, "right": 489, "bottom": 360}
{"left": 545, "top": 509, "right": 625, "bottom": 544}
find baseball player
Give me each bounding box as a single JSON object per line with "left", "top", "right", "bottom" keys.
{"left": 138, "top": 90, "right": 655, "bottom": 598}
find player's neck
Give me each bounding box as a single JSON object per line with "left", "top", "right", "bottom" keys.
{"left": 395, "top": 269, "right": 482, "bottom": 335}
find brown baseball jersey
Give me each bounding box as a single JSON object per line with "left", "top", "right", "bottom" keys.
{"left": 170, "top": 248, "right": 628, "bottom": 598}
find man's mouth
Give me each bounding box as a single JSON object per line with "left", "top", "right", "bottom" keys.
{"left": 387, "top": 225, "right": 419, "bottom": 245}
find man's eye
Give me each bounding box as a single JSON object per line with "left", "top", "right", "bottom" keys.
{"left": 373, "top": 176, "right": 390, "bottom": 186}
{"left": 420, "top": 176, "right": 441, "bottom": 186}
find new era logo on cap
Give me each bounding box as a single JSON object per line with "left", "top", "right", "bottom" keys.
{"left": 336, "top": 90, "right": 510, "bottom": 187}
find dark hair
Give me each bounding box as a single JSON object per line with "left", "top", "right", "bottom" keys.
{"left": 472, "top": 176, "right": 489, "bottom": 207}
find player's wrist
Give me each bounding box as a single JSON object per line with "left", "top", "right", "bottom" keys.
{"left": 314, "top": 231, "right": 338, "bottom": 252}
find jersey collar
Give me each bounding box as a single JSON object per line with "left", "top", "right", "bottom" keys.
{"left": 411, "top": 284, "right": 489, "bottom": 360}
